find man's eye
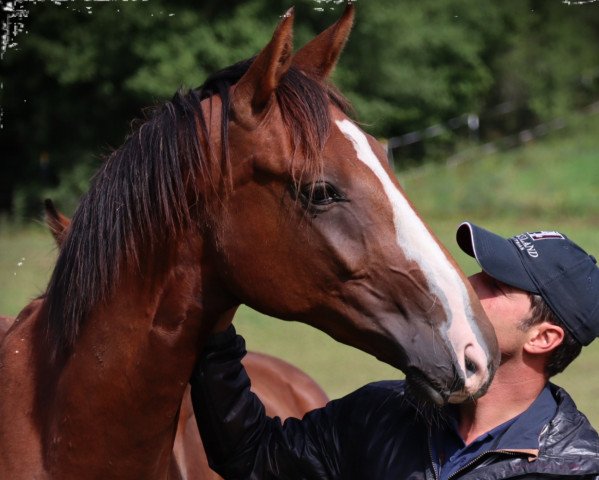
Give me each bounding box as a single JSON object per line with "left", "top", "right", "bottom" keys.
{"left": 300, "top": 182, "right": 345, "bottom": 207}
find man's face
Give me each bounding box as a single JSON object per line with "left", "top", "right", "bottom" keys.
{"left": 468, "top": 271, "right": 533, "bottom": 358}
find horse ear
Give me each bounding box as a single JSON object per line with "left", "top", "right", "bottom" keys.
{"left": 292, "top": 3, "right": 355, "bottom": 80}
{"left": 231, "top": 9, "right": 294, "bottom": 124}
{"left": 44, "top": 199, "right": 70, "bottom": 248}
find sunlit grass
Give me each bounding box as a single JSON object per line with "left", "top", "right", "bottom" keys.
{"left": 0, "top": 221, "right": 57, "bottom": 316}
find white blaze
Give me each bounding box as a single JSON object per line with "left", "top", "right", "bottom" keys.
{"left": 335, "top": 119, "right": 488, "bottom": 378}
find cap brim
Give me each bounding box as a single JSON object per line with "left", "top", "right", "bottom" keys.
{"left": 456, "top": 222, "right": 539, "bottom": 294}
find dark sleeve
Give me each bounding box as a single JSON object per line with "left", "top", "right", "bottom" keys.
{"left": 189, "top": 325, "right": 344, "bottom": 479}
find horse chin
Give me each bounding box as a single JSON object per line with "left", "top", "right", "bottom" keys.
{"left": 446, "top": 373, "right": 492, "bottom": 404}
{"left": 405, "top": 368, "right": 449, "bottom": 407}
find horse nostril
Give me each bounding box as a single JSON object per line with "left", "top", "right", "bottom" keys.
{"left": 465, "top": 357, "right": 478, "bottom": 377}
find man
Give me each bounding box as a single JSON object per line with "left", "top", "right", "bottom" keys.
{"left": 190, "top": 222, "right": 599, "bottom": 479}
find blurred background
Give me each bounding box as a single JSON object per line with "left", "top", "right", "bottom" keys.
{"left": 1, "top": 0, "right": 598, "bottom": 427}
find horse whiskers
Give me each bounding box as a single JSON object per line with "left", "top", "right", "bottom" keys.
{"left": 425, "top": 296, "right": 438, "bottom": 314}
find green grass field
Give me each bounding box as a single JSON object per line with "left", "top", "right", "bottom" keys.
{"left": 1, "top": 111, "right": 598, "bottom": 428}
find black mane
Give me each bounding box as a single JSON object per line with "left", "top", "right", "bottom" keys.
{"left": 44, "top": 58, "right": 351, "bottom": 358}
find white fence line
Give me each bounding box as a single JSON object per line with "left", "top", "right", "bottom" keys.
{"left": 391, "top": 100, "right": 599, "bottom": 178}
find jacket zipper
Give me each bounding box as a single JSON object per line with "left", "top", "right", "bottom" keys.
{"left": 427, "top": 426, "right": 529, "bottom": 480}
{"left": 427, "top": 434, "right": 438, "bottom": 480}
{"left": 446, "top": 449, "right": 523, "bottom": 479}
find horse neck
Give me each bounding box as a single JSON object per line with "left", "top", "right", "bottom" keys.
{"left": 42, "top": 234, "right": 234, "bottom": 478}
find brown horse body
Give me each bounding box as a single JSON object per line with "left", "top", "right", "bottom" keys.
{"left": 0, "top": 6, "right": 498, "bottom": 479}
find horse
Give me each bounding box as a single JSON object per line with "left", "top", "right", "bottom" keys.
{"left": 0, "top": 5, "right": 498, "bottom": 479}
{"left": 42, "top": 198, "right": 329, "bottom": 478}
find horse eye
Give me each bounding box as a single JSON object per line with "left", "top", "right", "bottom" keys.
{"left": 300, "top": 181, "right": 344, "bottom": 207}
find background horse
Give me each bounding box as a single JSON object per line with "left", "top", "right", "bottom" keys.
{"left": 0, "top": 5, "right": 498, "bottom": 479}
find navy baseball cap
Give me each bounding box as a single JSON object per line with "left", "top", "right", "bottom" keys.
{"left": 456, "top": 222, "right": 599, "bottom": 346}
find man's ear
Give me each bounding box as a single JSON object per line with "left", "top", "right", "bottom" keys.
{"left": 523, "top": 322, "right": 565, "bottom": 355}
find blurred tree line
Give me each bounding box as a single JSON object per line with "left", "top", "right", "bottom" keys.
{"left": 1, "top": 0, "right": 598, "bottom": 218}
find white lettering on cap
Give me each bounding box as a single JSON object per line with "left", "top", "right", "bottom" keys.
{"left": 514, "top": 234, "right": 539, "bottom": 258}
{"left": 529, "top": 231, "right": 565, "bottom": 241}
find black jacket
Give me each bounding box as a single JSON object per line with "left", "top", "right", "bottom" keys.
{"left": 190, "top": 327, "right": 599, "bottom": 479}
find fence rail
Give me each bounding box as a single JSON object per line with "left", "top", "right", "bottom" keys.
{"left": 388, "top": 100, "right": 599, "bottom": 178}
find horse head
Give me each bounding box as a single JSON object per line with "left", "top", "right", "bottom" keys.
{"left": 201, "top": 5, "right": 499, "bottom": 404}
{"left": 41, "top": 7, "right": 497, "bottom": 408}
